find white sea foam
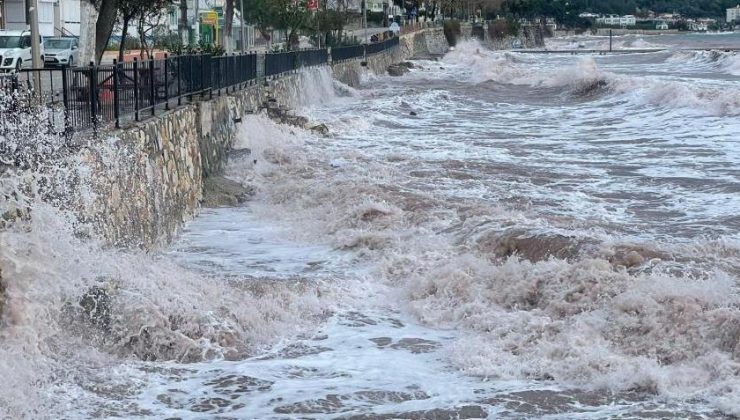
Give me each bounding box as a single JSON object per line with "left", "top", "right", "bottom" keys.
{"left": 443, "top": 40, "right": 740, "bottom": 116}
{"left": 215, "top": 58, "right": 740, "bottom": 415}
{"left": 2, "top": 34, "right": 740, "bottom": 418}
{"left": 0, "top": 162, "right": 334, "bottom": 417}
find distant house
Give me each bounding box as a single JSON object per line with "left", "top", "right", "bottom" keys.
{"left": 687, "top": 20, "right": 708, "bottom": 31}
{"left": 596, "top": 14, "right": 637, "bottom": 27}
{"left": 658, "top": 13, "right": 680, "bottom": 23}
{"left": 0, "top": 0, "right": 80, "bottom": 36}
{"left": 728, "top": 5, "right": 740, "bottom": 23}
{"left": 656, "top": 21, "right": 669, "bottom": 30}
{"left": 578, "top": 13, "right": 599, "bottom": 19}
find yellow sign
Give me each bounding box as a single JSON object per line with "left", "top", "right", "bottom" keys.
{"left": 201, "top": 11, "right": 218, "bottom": 26}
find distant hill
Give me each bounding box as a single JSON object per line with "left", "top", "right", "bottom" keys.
{"left": 500, "top": 0, "right": 739, "bottom": 19}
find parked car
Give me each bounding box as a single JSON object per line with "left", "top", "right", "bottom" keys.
{"left": 44, "top": 37, "right": 79, "bottom": 67}
{"left": 0, "top": 30, "right": 44, "bottom": 73}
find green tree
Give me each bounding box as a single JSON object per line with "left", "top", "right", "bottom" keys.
{"left": 240, "top": 0, "right": 311, "bottom": 50}
{"left": 117, "top": 0, "right": 172, "bottom": 60}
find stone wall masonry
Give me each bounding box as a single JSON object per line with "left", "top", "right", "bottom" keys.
{"left": 7, "top": 27, "right": 459, "bottom": 250}
{"left": 331, "top": 28, "right": 450, "bottom": 86}
{"left": 66, "top": 105, "right": 204, "bottom": 247}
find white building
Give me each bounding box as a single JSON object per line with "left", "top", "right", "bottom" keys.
{"left": 596, "top": 14, "right": 636, "bottom": 27}
{"left": 366, "top": 0, "right": 384, "bottom": 13}
{"left": 687, "top": 20, "right": 708, "bottom": 31}
{"left": 655, "top": 21, "right": 669, "bottom": 30}
{"left": 728, "top": 5, "right": 740, "bottom": 23}
{"left": 0, "top": 0, "right": 80, "bottom": 36}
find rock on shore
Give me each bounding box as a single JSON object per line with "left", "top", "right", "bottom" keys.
{"left": 387, "top": 62, "right": 415, "bottom": 77}
{"left": 202, "top": 176, "right": 254, "bottom": 208}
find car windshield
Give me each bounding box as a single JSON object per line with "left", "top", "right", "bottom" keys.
{"left": 0, "top": 36, "right": 22, "bottom": 48}
{"left": 45, "top": 39, "right": 72, "bottom": 49}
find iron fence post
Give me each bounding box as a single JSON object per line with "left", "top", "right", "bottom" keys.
{"left": 60, "top": 65, "right": 70, "bottom": 134}
{"left": 88, "top": 61, "right": 98, "bottom": 129}
{"left": 133, "top": 57, "right": 140, "bottom": 121}
{"left": 112, "top": 59, "right": 120, "bottom": 128}
{"left": 216, "top": 56, "right": 221, "bottom": 97}
{"left": 232, "top": 54, "right": 237, "bottom": 92}
{"left": 149, "top": 57, "right": 155, "bottom": 117}
{"left": 164, "top": 54, "right": 170, "bottom": 110}
{"left": 177, "top": 55, "right": 182, "bottom": 106}
{"left": 188, "top": 55, "right": 193, "bottom": 101}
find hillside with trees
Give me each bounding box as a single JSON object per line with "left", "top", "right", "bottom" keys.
{"left": 495, "top": 0, "right": 739, "bottom": 20}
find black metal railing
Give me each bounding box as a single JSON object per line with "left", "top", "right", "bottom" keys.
{"left": 366, "top": 37, "right": 400, "bottom": 55}
{"left": 331, "top": 45, "right": 365, "bottom": 62}
{"left": 264, "top": 51, "right": 297, "bottom": 77}
{"left": 296, "top": 48, "right": 329, "bottom": 68}
{"left": 211, "top": 53, "right": 258, "bottom": 95}
{"left": 1, "top": 37, "right": 400, "bottom": 134}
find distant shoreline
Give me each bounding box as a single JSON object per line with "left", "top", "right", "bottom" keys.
{"left": 553, "top": 28, "right": 681, "bottom": 37}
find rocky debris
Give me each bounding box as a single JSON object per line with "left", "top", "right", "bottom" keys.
{"left": 387, "top": 64, "right": 411, "bottom": 77}
{"left": 607, "top": 245, "right": 670, "bottom": 269}
{"left": 409, "top": 111, "right": 417, "bottom": 116}
{"left": 1, "top": 206, "right": 30, "bottom": 229}
{"left": 477, "top": 229, "right": 585, "bottom": 262}
{"left": 202, "top": 176, "right": 254, "bottom": 208}
{"left": 284, "top": 115, "right": 310, "bottom": 127}
{"left": 307, "top": 123, "right": 330, "bottom": 136}
{"left": 262, "top": 98, "right": 330, "bottom": 136}
{"left": 346, "top": 405, "right": 488, "bottom": 419}
{"left": 79, "top": 285, "right": 113, "bottom": 330}
{"left": 398, "top": 61, "right": 415, "bottom": 69}
{"left": 389, "top": 337, "right": 440, "bottom": 354}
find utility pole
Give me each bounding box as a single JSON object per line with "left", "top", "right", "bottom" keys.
{"left": 179, "top": 0, "right": 189, "bottom": 45}
{"left": 239, "top": 0, "right": 245, "bottom": 52}
{"left": 363, "top": 0, "right": 367, "bottom": 44}
{"left": 28, "top": 0, "right": 42, "bottom": 90}
{"left": 194, "top": 0, "right": 200, "bottom": 44}
{"left": 609, "top": 29, "right": 613, "bottom": 52}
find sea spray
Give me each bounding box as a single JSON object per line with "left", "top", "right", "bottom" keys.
{"left": 0, "top": 118, "right": 336, "bottom": 417}
{"left": 219, "top": 71, "right": 740, "bottom": 415}
{"left": 2, "top": 32, "right": 740, "bottom": 418}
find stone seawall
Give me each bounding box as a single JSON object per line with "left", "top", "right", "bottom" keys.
{"left": 331, "top": 28, "right": 449, "bottom": 87}
{"left": 3, "top": 24, "right": 539, "bottom": 252}
{"left": 15, "top": 29, "right": 447, "bottom": 250}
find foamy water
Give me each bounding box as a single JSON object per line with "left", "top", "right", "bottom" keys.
{"left": 2, "top": 34, "right": 740, "bottom": 418}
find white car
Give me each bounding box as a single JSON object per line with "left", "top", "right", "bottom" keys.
{"left": 44, "top": 37, "right": 79, "bottom": 67}
{"left": 0, "top": 30, "right": 45, "bottom": 73}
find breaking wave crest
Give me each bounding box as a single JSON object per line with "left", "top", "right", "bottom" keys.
{"left": 546, "top": 35, "right": 667, "bottom": 51}
{"left": 2, "top": 38, "right": 739, "bottom": 418}
{"left": 667, "top": 49, "right": 740, "bottom": 76}
{"left": 0, "top": 139, "right": 333, "bottom": 416}
{"left": 224, "top": 112, "right": 740, "bottom": 416}
{"left": 446, "top": 40, "right": 740, "bottom": 115}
